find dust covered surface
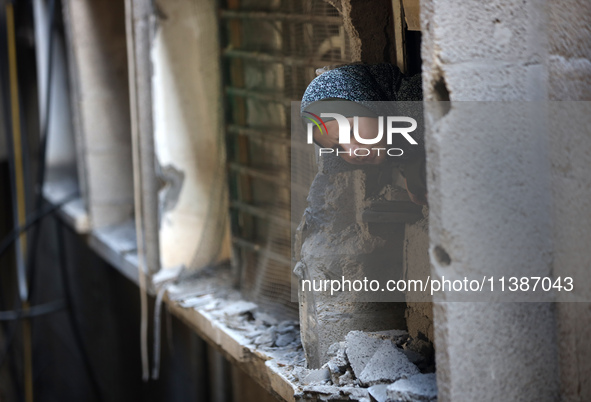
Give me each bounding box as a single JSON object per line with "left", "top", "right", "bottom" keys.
{"left": 165, "top": 266, "right": 435, "bottom": 401}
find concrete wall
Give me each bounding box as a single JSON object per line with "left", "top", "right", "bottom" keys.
{"left": 421, "top": 0, "right": 590, "bottom": 400}
{"left": 547, "top": 1, "right": 591, "bottom": 400}
{"left": 421, "top": 0, "right": 556, "bottom": 400}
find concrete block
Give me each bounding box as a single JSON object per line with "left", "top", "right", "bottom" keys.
{"left": 302, "top": 368, "right": 331, "bottom": 385}
{"left": 368, "top": 384, "right": 389, "bottom": 402}
{"left": 438, "top": 62, "right": 548, "bottom": 101}
{"left": 429, "top": 0, "right": 545, "bottom": 65}
{"left": 358, "top": 342, "right": 419, "bottom": 386}
{"left": 346, "top": 331, "right": 389, "bottom": 377}
{"left": 387, "top": 373, "right": 437, "bottom": 401}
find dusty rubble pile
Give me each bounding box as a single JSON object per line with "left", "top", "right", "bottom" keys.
{"left": 169, "top": 275, "right": 435, "bottom": 402}
{"left": 293, "top": 330, "right": 437, "bottom": 402}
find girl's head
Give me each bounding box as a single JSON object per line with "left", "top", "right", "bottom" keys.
{"left": 301, "top": 63, "right": 422, "bottom": 165}
{"left": 301, "top": 63, "right": 427, "bottom": 204}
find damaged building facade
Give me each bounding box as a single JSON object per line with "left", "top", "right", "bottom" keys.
{"left": 0, "top": 0, "right": 590, "bottom": 401}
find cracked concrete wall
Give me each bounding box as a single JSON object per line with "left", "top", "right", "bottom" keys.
{"left": 420, "top": 0, "right": 568, "bottom": 400}
{"left": 152, "top": 0, "right": 231, "bottom": 271}
{"left": 547, "top": 0, "right": 591, "bottom": 400}
{"left": 296, "top": 156, "right": 408, "bottom": 368}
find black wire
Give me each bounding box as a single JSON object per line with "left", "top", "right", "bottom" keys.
{"left": 0, "top": 2, "right": 27, "bottom": 398}
{"left": 0, "top": 192, "right": 79, "bottom": 260}
{"left": 0, "top": 299, "right": 66, "bottom": 320}
{"left": 55, "top": 218, "right": 103, "bottom": 401}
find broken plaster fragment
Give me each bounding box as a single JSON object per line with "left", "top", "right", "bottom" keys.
{"left": 358, "top": 342, "right": 419, "bottom": 386}
{"left": 327, "top": 341, "right": 347, "bottom": 357}
{"left": 325, "top": 343, "right": 349, "bottom": 384}
{"left": 301, "top": 385, "right": 370, "bottom": 401}
{"left": 367, "top": 384, "right": 389, "bottom": 402}
{"left": 386, "top": 373, "right": 437, "bottom": 401}
{"left": 275, "top": 332, "right": 297, "bottom": 347}
{"left": 337, "top": 369, "right": 356, "bottom": 386}
{"left": 346, "top": 331, "right": 388, "bottom": 377}
{"left": 302, "top": 368, "right": 331, "bottom": 385}
{"left": 254, "top": 330, "right": 276, "bottom": 346}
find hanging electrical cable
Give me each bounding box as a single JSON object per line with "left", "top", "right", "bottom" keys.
{"left": 5, "top": 2, "right": 34, "bottom": 400}
{"left": 0, "top": 192, "right": 78, "bottom": 259}
{"left": 1, "top": 1, "right": 103, "bottom": 400}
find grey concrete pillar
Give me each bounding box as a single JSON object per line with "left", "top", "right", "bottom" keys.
{"left": 547, "top": 1, "right": 591, "bottom": 400}
{"left": 421, "top": 0, "right": 560, "bottom": 400}
{"left": 296, "top": 156, "right": 408, "bottom": 368}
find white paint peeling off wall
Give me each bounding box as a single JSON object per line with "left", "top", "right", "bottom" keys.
{"left": 152, "top": 0, "right": 231, "bottom": 271}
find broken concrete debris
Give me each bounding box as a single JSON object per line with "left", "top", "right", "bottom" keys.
{"left": 387, "top": 373, "right": 437, "bottom": 402}
{"left": 346, "top": 331, "right": 392, "bottom": 378}
{"left": 368, "top": 384, "right": 389, "bottom": 402}
{"left": 294, "top": 330, "right": 436, "bottom": 401}
{"left": 303, "top": 368, "right": 331, "bottom": 385}
{"left": 169, "top": 277, "right": 434, "bottom": 401}
{"left": 358, "top": 342, "right": 419, "bottom": 386}
{"left": 344, "top": 330, "right": 419, "bottom": 386}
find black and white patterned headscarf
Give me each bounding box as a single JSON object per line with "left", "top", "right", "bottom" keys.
{"left": 300, "top": 63, "right": 424, "bottom": 160}
{"left": 301, "top": 63, "right": 422, "bottom": 112}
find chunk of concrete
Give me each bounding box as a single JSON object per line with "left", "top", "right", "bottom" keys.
{"left": 302, "top": 368, "right": 331, "bottom": 385}
{"left": 346, "top": 331, "right": 389, "bottom": 376}
{"left": 368, "top": 384, "right": 389, "bottom": 402}
{"left": 326, "top": 344, "right": 349, "bottom": 383}
{"left": 337, "top": 369, "right": 356, "bottom": 386}
{"left": 358, "top": 342, "right": 420, "bottom": 386}
{"left": 386, "top": 373, "right": 437, "bottom": 401}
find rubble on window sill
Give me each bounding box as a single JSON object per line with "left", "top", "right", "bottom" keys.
{"left": 163, "top": 267, "right": 436, "bottom": 402}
